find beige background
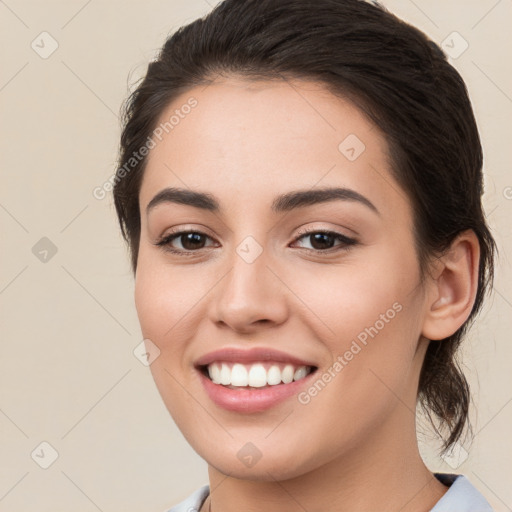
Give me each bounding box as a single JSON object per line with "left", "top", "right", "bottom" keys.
{"left": 0, "top": 0, "right": 511, "bottom": 510}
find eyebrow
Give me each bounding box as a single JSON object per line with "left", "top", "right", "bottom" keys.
{"left": 146, "top": 186, "right": 380, "bottom": 216}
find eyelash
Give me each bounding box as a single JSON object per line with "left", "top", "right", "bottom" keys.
{"left": 155, "top": 228, "right": 358, "bottom": 257}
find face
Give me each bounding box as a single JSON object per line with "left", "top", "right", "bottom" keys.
{"left": 135, "top": 77, "right": 430, "bottom": 480}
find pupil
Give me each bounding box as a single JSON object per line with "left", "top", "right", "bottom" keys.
{"left": 311, "top": 233, "right": 333, "bottom": 250}
{"left": 182, "top": 233, "right": 204, "bottom": 250}
{"left": 179, "top": 233, "right": 335, "bottom": 251}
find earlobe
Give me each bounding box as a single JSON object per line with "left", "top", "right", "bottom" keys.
{"left": 421, "top": 230, "right": 480, "bottom": 341}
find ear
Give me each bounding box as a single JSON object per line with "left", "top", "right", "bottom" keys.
{"left": 421, "top": 230, "right": 480, "bottom": 341}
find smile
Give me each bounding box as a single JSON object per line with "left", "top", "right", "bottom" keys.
{"left": 195, "top": 347, "right": 318, "bottom": 412}
{"left": 204, "top": 361, "right": 315, "bottom": 389}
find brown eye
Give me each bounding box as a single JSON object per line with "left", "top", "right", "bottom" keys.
{"left": 156, "top": 230, "right": 217, "bottom": 254}
{"left": 307, "top": 232, "right": 336, "bottom": 250}
{"left": 293, "top": 230, "right": 357, "bottom": 253}
{"left": 178, "top": 232, "right": 207, "bottom": 250}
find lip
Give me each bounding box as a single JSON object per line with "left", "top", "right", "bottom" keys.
{"left": 194, "top": 347, "right": 316, "bottom": 367}
{"left": 197, "top": 369, "right": 317, "bottom": 413}
{"left": 194, "top": 347, "right": 318, "bottom": 413}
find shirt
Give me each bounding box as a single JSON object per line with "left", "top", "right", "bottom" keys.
{"left": 164, "top": 473, "right": 494, "bottom": 512}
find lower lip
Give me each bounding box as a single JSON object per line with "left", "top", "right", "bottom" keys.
{"left": 197, "top": 369, "right": 316, "bottom": 413}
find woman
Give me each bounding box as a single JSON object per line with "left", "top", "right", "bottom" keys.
{"left": 113, "top": 0, "right": 497, "bottom": 510}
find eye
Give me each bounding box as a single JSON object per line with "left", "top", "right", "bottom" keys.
{"left": 155, "top": 228, "right": 358, "bottom": 256}
{"left": 292, "top": 229, "right": 357, "bottom": 252}
{"left": 155, "top": 230, "right": 218, "bottom": 255}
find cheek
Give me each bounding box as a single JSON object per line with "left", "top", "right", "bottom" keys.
{"left": 288, "top": 265, "right": 423, "bottom": 448}
{"left": 295, "top": 253, "right": 418, "bottom": 340}
{"left": 134, "top": 263, "right": 169, "bottom": 340}
{"left": 292, "top": 248, "right": 423, "bottom": 387}
{"left": 134, "top": 249, "right": 200, "bottom": 340}
{"left": 134, "top": 252, "right": 204, "bottom": 418}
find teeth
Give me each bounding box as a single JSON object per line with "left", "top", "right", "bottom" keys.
{"left": 206, "top": 362, "right": 312, "bottom": 388}
{"left": 231, "top": 364, "right": 248, "bottom": 386}
{"left": 267, "top": 365, "right": 282, "bottom": 385}
{"left": 248, "top": 364, "right": 267, "bottom": 387}
{"left": 281, "top": 364, "right": 294, "bottom": 384}
{"left": 209, "top": 363, "right": 221, "bottom": 384}
{"left": 219, "top": 363, "right": 231, "bottom": 385}
{"left": 293, "top": 366, "right": 307, "bottom": 380}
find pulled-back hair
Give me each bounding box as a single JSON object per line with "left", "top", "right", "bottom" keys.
{"left": 113, "top": 0, "right": 496, "bottom": 452}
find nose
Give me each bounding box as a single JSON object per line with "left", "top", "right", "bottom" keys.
{"left": 211, "top": 245, "right": 289, "bottom": 334}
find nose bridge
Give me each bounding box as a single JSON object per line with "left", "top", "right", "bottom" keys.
{"left": 212, "top": 235, "right": 288, "bottom": 330}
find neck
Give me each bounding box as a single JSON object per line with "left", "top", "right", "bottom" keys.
{"left": 205, "top": 408, "right": 448, "bottom": 512}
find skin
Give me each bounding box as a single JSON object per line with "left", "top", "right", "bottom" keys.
{"left": 134, "top": 77, "right": 480, "bottom": 512}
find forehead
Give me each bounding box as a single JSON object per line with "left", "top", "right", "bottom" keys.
{"left": 139, "top": 77, "right": 410, "bottom": 222}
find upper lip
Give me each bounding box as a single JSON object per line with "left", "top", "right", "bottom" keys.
{"left": 194, "top": 347, "right": 317, "bottom": 368}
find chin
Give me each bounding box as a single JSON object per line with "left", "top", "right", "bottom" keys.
{"left": 195, "top": 437, "right": 328, "bottom": 482}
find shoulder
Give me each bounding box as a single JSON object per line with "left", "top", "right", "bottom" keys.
{"left": 431, "top": 473, "right": 494, "bottom": 511}
{"left": 163, "top": 477, "right": 494, "bottom": 512}
{"left": 163, "top": 484, "right": 210, "bottom": 512}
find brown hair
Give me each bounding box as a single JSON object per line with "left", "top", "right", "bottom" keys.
{"left": 113, "top": 0, "right": 496, "bottom": 452}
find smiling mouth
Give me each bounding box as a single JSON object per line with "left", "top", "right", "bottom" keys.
{"left": 199, "top": 361, "right": 317, "bottom": 389}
